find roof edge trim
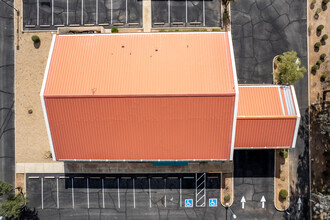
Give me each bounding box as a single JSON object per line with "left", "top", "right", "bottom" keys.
{"left": 58, "top": 159, "right": 229, "bottom": 162}
{"left": 290, "top": 85, "right": 301, "bottom": 148}
{"left": 228, "top": 31, "right": 238, "bottom": 161}
{"left": 43, "top": 93, "right": 236, "bottom": 98}
{"left": 57, "top": 32, "right": 229, "bottom": 37}
{"left": 40, "top": 34, "right": 57, "bottom": 161}
{"left": 234, "top": 146, "right": 291, "bottom": 149}
{"left": 237, "top": 115, "right": 297, "bottom": 119}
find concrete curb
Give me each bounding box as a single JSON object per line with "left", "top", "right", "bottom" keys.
{"left": 220, "top": 173, "right": 234, "bottom": 207}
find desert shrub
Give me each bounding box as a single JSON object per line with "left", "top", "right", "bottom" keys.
{"left": 321, "top": 74, "right": 327, "bottom": 82}
{"left": 280, "top": 150, "right": 288, "bottom": 159}
{"left": 316, "top": 8, "right": 322, "bottom": 14}
{"left": 224, "top": 195, "right": 230, "bottom": 202}
{"left": 279, "top": 189, "right": 288, "bottom": 199}
{"left": 320, "top": 53, "right": 327, "bottom": 60}
{"left": 317, "top": 25, "right": 325, "bottom": 31}
{"left": 212, "top": 28, "right": 221, "bottom": 31}
{"left": 322, "top": 34, "right": 328, "bottom": 41}
{"left": 315, "top": 42, "right": 322, "bottom": 48}
{"left": 323, "top": 0, "right": 329, "bottom": 4}
{"left": 313, "top": 0, "right": 316, "bottom": 3}
{"left": 312, "top": 65, "right": 319, "bottom": 71}
{"left": 31, "top": 35, "right": 40, "bottom": 43}
{"left": 317, "top": 60, "right": 323, "bottom": 66}
{"left": 111, "top": 27, "right": 119, "bottom": 33}
{"left": 223, "top": 12, "right": 228, "bottom": 21}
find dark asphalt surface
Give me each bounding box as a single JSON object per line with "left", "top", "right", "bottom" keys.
{"left": 0, "top": 0, "right": 15, "bottom": 186}
{"left": 231, "top": 0, "right": 309, "bottom": 219}
{"left": 23, "top": 0, "right": 143, "bottom": 29}
{"left": 25, "top": 173, "right": 231, "bottom": 219}
{"left": 151, "top": 0, "right": 222, "bottom": 27}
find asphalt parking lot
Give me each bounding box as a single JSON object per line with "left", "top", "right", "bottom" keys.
{"left": 22, "top": 0, "right": 142, "bottom": 30}
{"left": 151, "top": 0, "right": 222, "bottom": 27}
{"left": 25, "top": 173, "right": 228, "bottom": 219}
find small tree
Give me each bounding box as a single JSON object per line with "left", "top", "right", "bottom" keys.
{"left": 224, "top": 195, "right": 231, "bottom": 202}
{"left": 320, "top": 53, "right": 327, "bottom": 60}
{"left": 321, "top": 74, "right": 327, "bottom": 82}
{"left": 31, "top": 35, "right": 40, "bottom": 43}
{"left": 273, "top": 51, "right": 306, "bottom": 85}
{"left": 312, "top": 64, "right": 319, "bottom": 71}
{"left": 317, "top": 25, "right": 325, "bottom": 31}
{"left": 280, "top": 150, "right": 288, "bottom": 159}
{"left": 323, "top": 0, "right": 329, "bottom": 4}
{"left": 322, "top": 34, "right": 328, "bottom": 41}
{"left": 317, "top": 60, "right": 323, "bottom": 66}
{"left": 279, "top": 189, "right": 288, "bottom": 200}
{"left": 111, "top": 27, "right": 119, "bottom": 33}
{"left": 0, "top": 181, "right": 27, "bottom": 219}
{"left": 315, "top": 42, "right": 322, "bottom": 48}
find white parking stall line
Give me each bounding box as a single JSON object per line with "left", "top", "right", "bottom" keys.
{"left": 126, "top": 0, "right": 128, "bottom": 24}
{"left": 72, "top": 178, "right": 74, "bottom": 208}
{"left": 180, "top": 178, "right": 182, "bottom": 207}
{"left": 56, "top": 178, "right": 59, "bottom": 209}
{"left": 87, "top": 178, "right": 89, "bottom": 209}
{"left": 66, "top": 0, "right": 69, "bottom": 25}
{"left": 96, "top": 0, "right": 98, "bottom": 24}
{"left": 52, "top": 0, "right": 54, "bottom": 25}
{"left": 149, "top": 178, "right": 151, "bottom": 208}
{"left": 168, "top": 0, "right": 170, "bottom": 24}
{"left": 110, "top": 0, "right": 113, "bottom": 24}
{"left": 164, "top": 178, "right": 166, "bottom": 208}
{"left": 37, "top": 0, "right": 39, "bottom": 26}
{"left": 203, "top": 0, "right": 205, "bottom": 26}
{"left": 133, "top": 178, "right": 136, "bottom": 208}
{"left": 81, "top": 0, "right": 84, "bottom": 25}
{"left": 41, "top": 177, "right": 43, "bottom": 209}
{"left": 185, "top": 0, "right": 187, "bottom": 23}
{"left": 102, "top": 178, "right": 105, "bottom": 208}
{"left": 117, "top": 178, "right": 120, "bottom": 208}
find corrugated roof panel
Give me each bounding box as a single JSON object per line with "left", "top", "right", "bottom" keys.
{"left": 45, "top": 33, "right": 235, "bottom": 97}
{"left": 45, "top": 96, "right": 235, "bottom": 160}
{"left": 234, "top": 117, "right": 297, "bottom": 148}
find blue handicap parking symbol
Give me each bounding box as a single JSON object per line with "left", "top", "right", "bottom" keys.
{"left": 185, "top": 199, "right": 193, "bottom": 207}
{"left": 209, "top": 198, "right": 217, "bottom": 207}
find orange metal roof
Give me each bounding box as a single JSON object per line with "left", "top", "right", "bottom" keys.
{"left": 235, "top": 86, "right": 298, "bottom": 148}
{"left": 45, "top": 33, "right": 235, "bottom": 97}
{"left": 42, "top": 33, "right": 237, "bottom": 161}
{"left": 45, "top": 96, "right": 235, "bottom": 160}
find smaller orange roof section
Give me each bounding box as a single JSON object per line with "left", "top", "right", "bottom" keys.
{"left": 235, "top": 85, "right": 300, "bottom": 149}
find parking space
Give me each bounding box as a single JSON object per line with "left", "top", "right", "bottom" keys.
{"left": 152, "top": 0, "right": 221, "bottom": 27}
{"left": 26, "top": 173, "right": 221, "bottom": 213}
{"left": 22, "top": 0, "right": 142, "bottom": 30}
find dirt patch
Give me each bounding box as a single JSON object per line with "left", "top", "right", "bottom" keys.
{"left": 308, "top": 0, "right": 330, "bottom": 196}
{"left": 275, "top": 150, "right": 290, "bottom": 210}
{"left": 221, "top": 173, "right": 233, "bottom": 206}
{"left": 15, "top": 173, "right": 25, "bottom": 193}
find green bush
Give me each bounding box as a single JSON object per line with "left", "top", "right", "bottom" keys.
{"left": 323, "top": 0, "right": 329, "bottom": 4}
{"left": 279, "top": 189, "right": 288, "bottom": 200}
{"left": 212, "top": 28, "right": 221, "bottom": 31}
{"left": 280, "top": 150, "right": 288, "bottom": 159}
{"left": 224, "top": 195, "right": 230, "bottom": 202}
{"left": 223, "top": 12, "right": 228, "bottom": 21}
{"left": 312, "top": 64, "right": 319, "bottom": 71}
{"left": 322, "top": 34, "right": 328, "bottom": 41}
{"left": 31, "top": 35, "right": 40, "bottom": 43}
{"left": 317, "top": 25, "right": 325, "bottom": 31}
{"left": 321, "top": 74, "right": 327, "bottom": 82}
{"left": 111, "top": 27, "right": 119, "bottom": 33}
{"left": 314, "top": 42, "right": 322, "bottom": 48}
{"left": 313, "top": 0, "right": 316, "bottom": 3}
{"left": 316, "top": 8, "right": 322, "bottom": 14}
{"left": 317, "top": 60, "right": 323, "bottom": 66}
{"left": 320, "top": 53, "right": 327, "bottom": 60}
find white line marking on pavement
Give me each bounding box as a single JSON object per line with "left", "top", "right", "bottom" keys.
{"left": 117, "top": 178, "right": 120, "bottom": 208}
{"left": 37, "top": 0, "right": 39, "bottom": 26}
{"left": 185, "top": 0, "right": 187, "bottom": 23}
{"left": 133, "top": 178, "right": 136, "bottom": 208}
{"left": 87, "top": 178, "right": 89, "bottom": 209}
{"left": 168, "top": 0, "right": 170, "bottom": 24}
{"left": 66, "top": 0, "right": 69, "bottom": 25}
{"left": 102, "top": 179, "right": 105, "bottom": 208}
{"left": 203, "top": 0, "right": 205, "bottom": 26}
{"left": 180, "top": 178, "right": 182, "bottom": 207}
{"left": 149, "top": 178, "right": 151, "bottom": 208}
{"left": 41, "top": 177, "right": 43, "bottom": 209}
{"left": 126, "top": 0, "right": 127, "bottom": 24}
{"left": 164, "top": 178, "right": 166, "bottom": 208}
{"left": 81, "top": 0, "right": 84, "bottom": 25}
{"left": 57, "top": 178, "right": 59, "bottom": 209}
{"left": 72, "top": 178, "right": 74, "bottom": 208}
{"left": 52, "top": 0, "right": 54, "bottom": 25}
{"left": 110, "top": 0, "right": 113, "bottom": 24}
{"left": 96, "top": 0, "right": 98, "bottom": 24}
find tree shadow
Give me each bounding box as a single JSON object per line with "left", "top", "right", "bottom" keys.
{"left": 314, "top": 47, "right": 320, "bottom": 52}
{"left": 310, "top": 3, "right": 315, "bottom": 9}
{"left": 33, "top": 41, "right": 40, "bottom": 49}
{"left": 321, "top": 39, "right": 326, "bottom": 45}
{"left": 20, "top": 206, "right": 39, "bottom": 219}
{"left": 322, "top": 3, "right": 327, "bottom": 10}
{"left": 317, "top": 30, "right": 322, "bottom": 37}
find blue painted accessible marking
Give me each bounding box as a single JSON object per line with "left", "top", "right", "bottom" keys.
{"left": 209, "top": 198, "right": 217, "bottom": 207}
{"left": 185, "top": 199, "right": 193, "bottom": 207}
